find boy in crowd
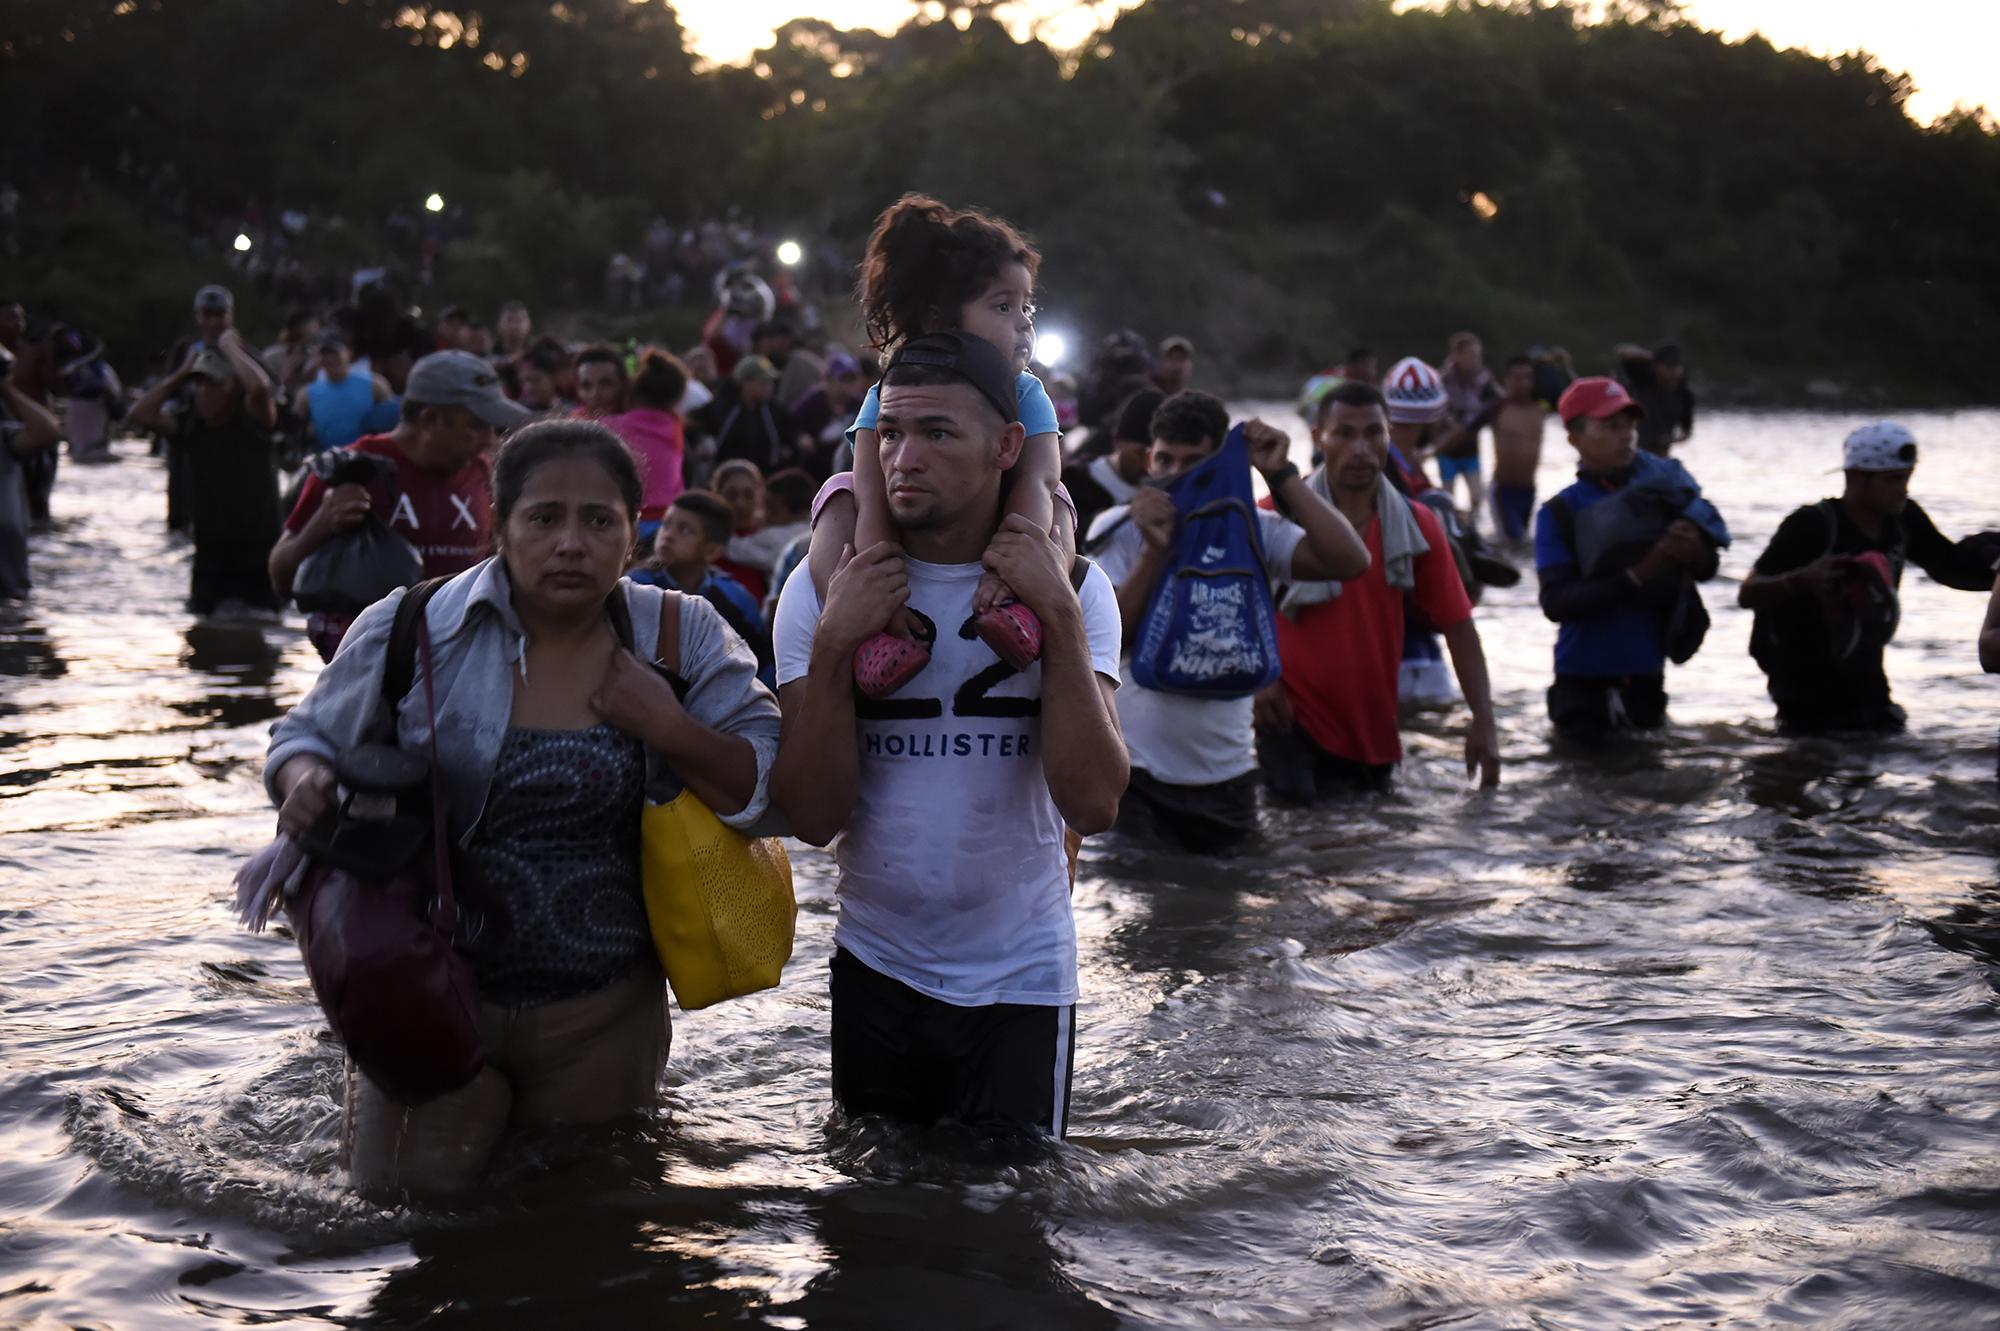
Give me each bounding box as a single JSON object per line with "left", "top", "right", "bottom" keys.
{"left": 1533, "top": 377, "right": 1727, "bottom": 741}
{"left": 634, "top": 489, "right": 775, "bottom": 689}
{"left": 1063, "top": 387, "right": 1162, "bottom": 538}
{"left": 724, "top": 467, "right": 815, "bottom": 589}
{"left": 1255, "top": 381, "right": 1501, "bottom": 795}
{"left": 573, "top": 344, "right": 629, "bottom": 419}
{"left": 1431, "top": 331, "right": 1497, "bottom": 515}
{"left": 1487, "top": 355, "right": 1548, "bottom": 543}
{"left": 1089, "top": 390, "right": 1369, "bottom": 853}
{"left": 1739, "top": 422, "right": 2000, "bottom": 733}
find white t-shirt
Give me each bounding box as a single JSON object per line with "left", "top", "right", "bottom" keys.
{"left": 774, "top": 556, "right": 1122, "bottom": 1007}
{"left": 1087, "top": 504, "right": 1304, "bottom": 787}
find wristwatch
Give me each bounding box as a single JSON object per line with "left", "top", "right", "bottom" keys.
{"left": 1261, "top": 462, "right": 1301, "bottom": 491}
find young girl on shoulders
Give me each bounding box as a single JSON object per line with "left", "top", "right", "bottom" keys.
{"left": 808, "top": 194, "right": 1070, "bottom": 696}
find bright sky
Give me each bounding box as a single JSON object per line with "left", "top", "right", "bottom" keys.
{"left": 671, "top": 0, "right": 1998, "bottom": 125}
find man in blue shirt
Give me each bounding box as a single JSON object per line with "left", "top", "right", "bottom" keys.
{"left": 1533, "top": 377, "right": 1726, "bottom": 740}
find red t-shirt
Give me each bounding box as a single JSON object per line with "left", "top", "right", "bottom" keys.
{"left": 1276, "top": 498, "right": 1471, "bottom": 765}
{"left": 285, "top": 433, "right": 494, "bottom": 578}
{"left": 714, "top": 533, "right": 768, "bottom": 606}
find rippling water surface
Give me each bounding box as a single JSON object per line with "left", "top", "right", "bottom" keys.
{"left": 3, "top": 410, "right": 1998, "bottom": 1329}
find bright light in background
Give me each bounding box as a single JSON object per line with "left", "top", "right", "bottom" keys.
{"left": 232, "top": 233, "right": 252, "bottom": 253}
{"left": 776, "top": 239, "right": 803, "bottom": 267}
{"left": 1035, "top": 331, "right": 1067, "bottom": 368}
{"left": 1468, "top": 191, "right": 1499, "bottom": 221}
{"left": 424, "top": 193, "right": 445, "bottom": 213}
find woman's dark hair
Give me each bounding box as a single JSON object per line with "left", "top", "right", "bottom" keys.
{"left": 1150, "top": 390, "right": 1230, "bottom": 449}
{"left": 630, "top": 351, "right": 689, "bottom": 410}
{"left": 857, "top": 194, "right": 1039, "bottom": 352}
{"left": 492, "top": 419, "right": 642, "bottom": 523}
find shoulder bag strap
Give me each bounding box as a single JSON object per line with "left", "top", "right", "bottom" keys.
{"left": 415, "top": 611, "right": 457, "bottom": 933}
{"left": 381, "top": 577, "right": 448, "bottom": 714}
{"left": 655, "top": 588, "right": 683, "bottom": 675}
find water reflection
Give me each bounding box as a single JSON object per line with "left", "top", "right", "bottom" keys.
{"left": 361, "top": 1176, "right": 763, "bottom": 1327}
{"left": 782, "top": 1176, "right": 1117, "bottom": 1330}
{"left": 177, "top": 621, "right": 285, "bottom": 727}
{"left": 0, "top": 605, "right": 64, "bottom": 679}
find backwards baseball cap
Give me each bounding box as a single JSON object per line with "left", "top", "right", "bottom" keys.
{"left": 1381, "top": 356, "right": 1449, "bottom": 425}
{"left": 404, "top": 350, "right": 530, "bottom": 431}
{"left": 1159, "top": 335, "right": 1195, "bottom": 357}
{"left": 1842, "top": 421, "right": 1917, "bottom": 472}
{"left": 1556, "top": 376, "right": 1644, "bottom": 427}
{"left": 193, "top": 284, "right": 233, "bottom": 312}
{"left": 883, "top": 331, "right": 1019, "bottom": 425}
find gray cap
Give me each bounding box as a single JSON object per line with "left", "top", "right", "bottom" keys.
{"left": 194, "top": 284, "right": 233, "bottom": 312}
{"left": 404, "top": 350, "right": 530, "bottom": 431}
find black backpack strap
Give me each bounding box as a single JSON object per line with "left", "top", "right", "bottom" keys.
{"left": 380, "top": 577, "right": 449, "bottom": 714}
{"left": 1069, "top": 555, "right": 1095, "bottom": 591}
{"left": 1547, "top": 494, "right": 1576, "bottom": 560}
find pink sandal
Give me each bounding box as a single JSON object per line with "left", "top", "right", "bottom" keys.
{"left": 974, "top": 601, "right": 1042, "bottom": 671}
{"left": 853, "top": 626, "right": 933, "bottom": 699}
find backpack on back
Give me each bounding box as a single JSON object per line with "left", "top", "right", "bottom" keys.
{"left": 1129, "top": 424, "right": 1283, "bottom": 698}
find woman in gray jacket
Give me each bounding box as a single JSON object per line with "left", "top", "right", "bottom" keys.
{"left": 266, "top": 419, "right": 780, "bottom": 1194}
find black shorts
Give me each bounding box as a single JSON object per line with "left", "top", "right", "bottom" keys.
{"left": 1547, "top": 673, "right": 1668, "bottom": 740}
{"left": 1116, "top": 766, "right": 1260, "bottom": 855}
{"left": 829, "top": 948, "right": 1075, "bottom": 1138}
{"left": 1256, "top": 725, "right": 1394, "bottom": 804}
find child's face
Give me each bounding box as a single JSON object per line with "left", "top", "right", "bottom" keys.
{"left": 517, "top": 363, "right": 555, "bottom": 408}
{"left": 1503, "top": 363, "right": 1535, "bottom": 400}
{"left": 654, "top": 508, "right": 712, "bottom": 568}
{"left": 956, "top": 262, "right": 1035, "bottom": 373}
{"left": 716, "top": 473, "right": 762, "bottom": 528}
{"left": 1568, "top": 411, "right": 1638, "bottom": 470}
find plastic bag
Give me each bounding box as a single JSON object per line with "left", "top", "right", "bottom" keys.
{"left": 291, "top": 514, "right": 424, "bottom": 616}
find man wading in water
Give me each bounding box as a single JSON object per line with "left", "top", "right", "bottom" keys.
{"left": 771, "top": 331, "right": 1126, "bottom": 1138}
{"left": 1740, "top": 422, "right": 2000, "bottom": 734}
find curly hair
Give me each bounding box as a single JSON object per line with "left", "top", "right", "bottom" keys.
{"left": 857, "top": 194, "right": 1040, "bottom": 353}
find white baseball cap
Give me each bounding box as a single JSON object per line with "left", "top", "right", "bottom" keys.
{"left": 1842, "top": 421, "right": 1917, "bottom": 473}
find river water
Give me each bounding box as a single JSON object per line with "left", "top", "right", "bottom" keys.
{"left": 3, "top": 409, "right": 1997, "bottom": 1329}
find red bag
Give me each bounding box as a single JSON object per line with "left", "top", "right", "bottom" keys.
{"left": 291, "top": 580, "right": 484, "bottom": 1106}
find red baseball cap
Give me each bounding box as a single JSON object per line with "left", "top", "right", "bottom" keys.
{"left": 1557, "top": 376, "right": 1645, "bottom": 426}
